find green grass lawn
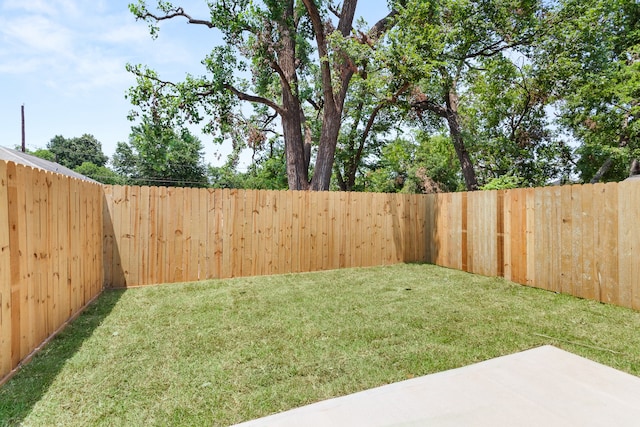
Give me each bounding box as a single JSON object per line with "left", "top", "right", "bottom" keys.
{"left": 2, "top": 263, "right": 640, "bottom": 426}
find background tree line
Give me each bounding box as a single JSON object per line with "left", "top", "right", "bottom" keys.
{"left": 28, "top": 0, "right": 640, "bottom": 192}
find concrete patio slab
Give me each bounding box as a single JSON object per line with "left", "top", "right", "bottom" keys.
{"left": 233, "top": 345, "right": 640, "bottom": 427}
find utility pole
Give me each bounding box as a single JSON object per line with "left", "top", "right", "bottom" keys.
{"left": 21, "top": 104, "right": 26, "bottom": 153}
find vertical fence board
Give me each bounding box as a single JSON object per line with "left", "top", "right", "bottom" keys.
{"left": 282, "top": 191, "right": 293, "bottom": 273}
{"left": 632, "top": 183, "right": 640, "bottom": 310}
{"left": 139, "top": 186, "right": 150, "bottom": 285}
{"left": 581, "top": 185, "right": 596, "bottom": 300}
{"left": 524, "top": 188, "right": 535, "bottom": 287}
{"left": 260, "top": 190, "right": 269, "bottom": 275}
{"left": 327, "top": 192, "right": 339, "bottom": 270}
{"left": 190, "top": 188, "right": 202, "bottom": 281}
{"left": 308, "top": 192, "right": 319, "bottom": 271}
{"left": 560, "top": 185, "right": 573, "bottom": 295}
{"left": 520, "top": 188, "right": 531, "bottom": 285}
{"left": 548, "top": 186, "right": 562, "bottom": 293}
{"left": 33, "top": 169, "right": 46, "bottom": 343}
{"left": 0, "top": 162, "right": 11, "bottom": 376}
{"left": 233, "top": 190, "right": 246, "bottom": 277}
{"left": 248, "top": 190, "right": 260, "bottom": 276}
{"left": 600, "top": 183, "right": 619, "bottom": 304}
{"left": 509, "top": 190, "right": 523, "bottom": 284}
{"left": 7, "top": 162, "right": 21, "bottom": 368}
{"left": 20, "top": 166, "right": 34, "bottom": 360}
{"left": 148, "top": 186, "right": 158, "bottom": 286}
{"left": 204, "top": 189, "right": 215, "bottom": 279}
{"left": 242, "top": 190, "right": 253, "bottom": 276}
{"left": 213, "top": 189, "right": 224, "bottom": 279}
{"left": 219, "top": 189, "right": 231, "bottom": 279}
{"left": 570, "top": 185, "right": 584, "bottom": 298}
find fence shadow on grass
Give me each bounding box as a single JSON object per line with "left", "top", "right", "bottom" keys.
{"left": 0, "top": 289, "right": 124, "bottom": 426}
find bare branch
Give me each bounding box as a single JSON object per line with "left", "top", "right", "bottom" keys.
{"left": 328, "top": 4, "right": 341, "bottom": 19}
{"left": 222, "top": 84, "right": 285, "bottom": 116}
{"left": 137, "top": 7, "right": 214, "bottom": 28}
{"left": 129, "top": 67, "right": 285, "bottom": 116}
{"left": 361, "top": 83, "right": 410, "bottom": 144}
{"left": 306, "top": 98, "right": 322, "bottom": 111}
{"left": 368, "top": 9, "right": 398, "bottom": 40}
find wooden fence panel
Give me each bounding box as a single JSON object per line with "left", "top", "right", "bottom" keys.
{"left": 618, "top": 180, "right": 640, "bottom": 309}
{"left": 99, "top": 180, "right": 640, "bottom": 314}
{"left": 1, "top": 161, "right": 103, "bottom": 383}
{"left": 102, "top": 186, "right": 434, "bottom": 286}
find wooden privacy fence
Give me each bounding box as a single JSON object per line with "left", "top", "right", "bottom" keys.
{"left": 103, "top": 181, "right": 640, "bottom": 310}
{"left": 2, "top": 162, "right": 640, "bottom": 384}
{"left": 429, "top": 182, "right": 640, "bottom": 310}
{"left": 0, "top": 161, "right": 104, "bottom": 382}
{"left": 102, "top": 186, "right": 430, "bottom": 287}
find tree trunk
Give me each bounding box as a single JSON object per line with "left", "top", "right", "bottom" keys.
{"left": 445, "top": 89, "right": 478, "bottom": 191}
{"left": 279, "top": 1, "right": 309, "bottom": 190}
{"left": 304, "top": 0, "right": 358, "bottom": 191}
{"left": 311, "top": 108, "right": 342, "bottom": 190}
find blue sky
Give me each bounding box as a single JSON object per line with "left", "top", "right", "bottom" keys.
{"left": 0, "top": 0, "right": 390, "bottom": 167}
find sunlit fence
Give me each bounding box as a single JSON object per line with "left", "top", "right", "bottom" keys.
{"left": 102, "top": 186, "right": 431, "bottom": 287}
{"left": 430, "top": 183, "right": 640, "bottom": 309}
{"left": 1, "top": 156, "right": 639, "bottom": 383}
{"left": 0, "top": 161, "right": 103, "bottom": 382}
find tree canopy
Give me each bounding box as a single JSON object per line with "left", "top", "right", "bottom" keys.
{"left": 127, "top": 0, "right": 398, "bottom": 190}
{"left": 534, "top": 0, "right": 639, "bottom": 183}
{"left": 126, "top": 0, "right": 639, "bottom": 192}
{"left": 47, "top": 134, "right": 108, "bottom": 170}
{"left": 113, "top": 120, "right": 209, "bottom": 187}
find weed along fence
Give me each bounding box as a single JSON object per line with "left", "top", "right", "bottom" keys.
{"left": 102, "top": 186, "right": 430, "bottom": 287}
{"left": 0, "top": 160, "right": 104, "bottom": 383}
{"left": 430, "top": 183, "right": 640, "bottom": 309}
{"left": 1, "top": 155, "right": 639, "bottom": 384}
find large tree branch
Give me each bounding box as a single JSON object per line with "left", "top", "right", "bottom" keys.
{"left": 338, "top": 8, "right": 399, "bottom": 109}
{"left": 130, "top": 67, "right": 285, "bottom": 117}
{"left": 411, "top": 92, "right": 447, "bottom": 117}
{"left": 337, "top": 0, "right": 357, "bottom": 36}
{"left": 349, "top": 83, "right": 411, "bottom": 181}
{"left": 302, "top": 0, "right": 336, "bottom": 110}
{"left": 136, "top": 7, "right": 215, "bottom": 28}
{"left": 368, "top": 9, "right": 398, "bottom": 40}
{"left": 222, "top": 84, "right": 285, "bottom": 116}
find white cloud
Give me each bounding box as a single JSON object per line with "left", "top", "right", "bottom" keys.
{"left": 99, "top": 22, "right": 150, "bottom": 45}
{"left": 0, "top": 15, "right": 74, "bottom": 55}
{"left": 2, "top": 0, "right": 80, "bottom": 17}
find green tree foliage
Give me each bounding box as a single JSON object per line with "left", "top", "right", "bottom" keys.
{"left": 74, "top": 162, "right": 124, "bottom": 185}
{"left": 29, "top": 148, "right": 56, "bottom": 162}
{"left": 463, "top": 56, "right": 573, "bottom": 186}
{"left": 365, "top": 133, "right": 462, "bottom": 193}
{"left": 127, "top": 0, "right": 398, "bottom": 190}
{"left": 208, "top": 142, "right": 288, "bottom": 190}
{"left": 47, "top": 134, "right": 108, "bottom": 169}
{"left": 332, "top": 58, "right": 410, "bottom": 191}
{"left": 535, "top": 0, "right": 640, "bottom": 182}
{"left": 113, "top": 121, "right": 208, "bottom": 187}
{"left": 389, "top": 0, "right": 552, "bottom": 190}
